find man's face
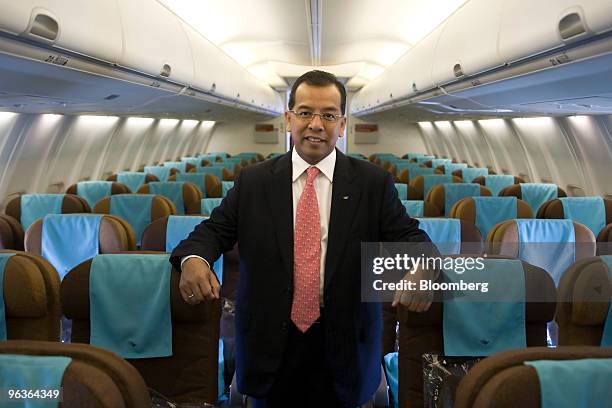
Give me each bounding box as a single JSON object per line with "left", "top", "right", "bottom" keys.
{"left": 285, "top": 83, "right": 347, "bottom": 165}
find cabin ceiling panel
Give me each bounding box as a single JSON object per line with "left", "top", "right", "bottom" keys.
{"left": 158, "top": 0, "right": 467, "bottom": 89}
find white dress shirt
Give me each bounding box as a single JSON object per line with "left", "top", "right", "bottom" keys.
{"left": 181, "top": 149, "right": 336, "bottom": 304}
{"left": 291, "top": 148, "right": 335, "bottom": 303}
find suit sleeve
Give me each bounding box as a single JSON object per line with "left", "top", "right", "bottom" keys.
{"left": 169, "top": 171, "right": 241, "bottom": 271}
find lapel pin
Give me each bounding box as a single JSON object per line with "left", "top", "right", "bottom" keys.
{"left": 342, "top": 195, "right": 349, "bottom": 200}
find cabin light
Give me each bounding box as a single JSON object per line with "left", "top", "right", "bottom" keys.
{"left": 454, "top": 120, "right": 473, "bottom": 127}
{"left": 201, "top": 121, "right": 215, "bottom": 126}
{"left": 160, "top": 119, "right": 180, "bottom": 126}
{"left": 512, "top": 117, "right": 553, "bottom": 127}
{"left": 418, "top": 122, "right": 433, "bottom": 128}
{"left": 128, "top": 117, "right": 155, "bottom": 125}
{"left": 433, "top": 121, "right": 451, "bottom": 128}
{"left": 182, "top": 119, "right": 199, "bottom": 127}
{"left": 42, "top": 113, "right": 62, "bottom": 123}
{"left": 569, "top": 115, "right": 590, "bottom": 124}
{"left": 478, "top": 118, "right": 505, "bottom": 126}
{"left": 79, "top": 115, "right": 118, "bottom": 125}
{"left": 0, "top": 112, "right": 16, "bottom": 121}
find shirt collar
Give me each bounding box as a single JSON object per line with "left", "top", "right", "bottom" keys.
{"left": 292, "top": 148, "right": 336, "bottom": 183}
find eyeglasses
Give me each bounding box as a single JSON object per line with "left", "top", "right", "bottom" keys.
{"left": 289, "top": 110, "right": 343, "bottom": 123}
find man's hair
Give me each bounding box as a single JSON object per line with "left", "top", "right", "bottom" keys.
{"left": 288, "top": 70, "right": 347, "bottom": 115}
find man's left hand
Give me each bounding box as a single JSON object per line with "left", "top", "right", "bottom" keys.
{"left": 391, "top": 266, "right": 437, "bottom": 312}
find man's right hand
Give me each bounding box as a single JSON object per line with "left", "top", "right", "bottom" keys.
{"left": 179, "top": 257, "right": 220, "bottom": 305}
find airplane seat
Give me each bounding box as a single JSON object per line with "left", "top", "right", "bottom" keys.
{"left": 140, "top": 215, "right": 238, "bottom": 299}
{"left": 94, "top": 195, "right": 175, "bottom": 248}
{"left": 415, "top": 218, "right": 484, "bottom": 255}
{"left": 409, "top": 175, "right": 463, "bottom": 200}
{"left": 60, "top": 253, "right": 222, "bottom": 403}
{"left": 382, "top": 160, "right": 398, "bottom": 177}
{"left": 188, "top": 198, "right": 223, "bottom": 216}
{"left": 426, "top": 183, "right": 492, "bottom": 216}
{"left": 162, "top": 161, "right": 196, "bottom": 173}
{"left": 168, "top": 172, "right": 220, "bottom": 199}
{"left": 396, "top": 256, "right": 555, "bottom": 408}
{"left": 556, "top": 256, "right": 612, "bottom": 346}
{"left": 397, "top": 166, "right": 435, "bottom": 185}
{"left": 498, "top": 183, "right": 566, "bottom": 214}
{"left": 24, "top": 214, "right": 132, "bottom": 280}
{"left": 66, "top": 181, "right": 130, "bottom": 209}
{"left": 401, "top": 200, "right": 442, "bottom": 217}
{"left": 452, "top": 167, "right": 496, "bottom": 182}
{"left": 106, "top": 172, "right": 159, "bottom": 193}
{"left": 472, "top": 175, "right": 524, "bottom": 196}
{"left": 454, "top": 346, "right": 612, "bottom": 408}
{"left": 433, "top": 163, "right": 469, "bottom": 175}
{"left": 0, "top": 340, "right": 151, "bottom": 408}
{"left": 536, "top": 197, "right": 612, "bottom": 255}
{"left": 0, "top": 250, "right": 61, "bottom": 341}
{"left": 0, "top": 214, "right": 24, "bottom": 250}
{"left": 598, "top": 224, "right": 612, "bottom": 255}
{"left": 450, "top": 197, "right": 533, "bottom": 239}
{"left": 5, "top": 194, "right": 91, "bottom": 232}
{"left": 137, "top": 181, "right": 201, "bottom": 215}
{"left": 179, "top": 169, "right": 223, "bottom": 195}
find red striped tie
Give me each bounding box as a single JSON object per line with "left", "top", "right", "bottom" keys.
{"left": 291, "top": 166, "right": 321, "bottom": 332}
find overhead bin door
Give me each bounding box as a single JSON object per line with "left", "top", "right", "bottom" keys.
{"left": 351, "top": 23, "right": 446, "bottom": 114}
{"left": 116, "top": 0, "right": 194, "bottom": 85}
{"left": 499, "top": 0, "right": 612, "bottom": 63}
{"left": 0, "top": 0, "right": 122, "bottom": 63}
{"left": 431, "top": 0, "right": 504, "bottom": 85}
{"left": 181, "top": 22, "right": 282, "bottom": 112}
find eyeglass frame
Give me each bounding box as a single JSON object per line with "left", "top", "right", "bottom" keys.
{"left": 287, "top": 110, "right": 344, "bottom": 123}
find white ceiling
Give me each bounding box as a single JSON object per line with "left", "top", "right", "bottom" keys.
{"left": 158, "top": 0, "right": 468, "bottom": 90}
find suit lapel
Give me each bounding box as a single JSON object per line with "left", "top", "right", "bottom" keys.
{"left": 267, "top": 152, "right": 294, "bottom": 277}
{"left": 325, "top": 151, "right": 360, "bottom": 290}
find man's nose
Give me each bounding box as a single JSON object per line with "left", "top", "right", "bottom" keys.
{"left": 308, "top": 114, "right": 324, "bottom": 131}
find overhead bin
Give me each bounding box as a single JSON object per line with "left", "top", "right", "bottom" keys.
{"left": 181, "top": 22, "right": 282, "bottom": 113}
{"left": 431, "top": 0, "right": 504, "bottom": 84}
{"left": 350, "top": 23, "right": 446, "bottom": 114}
{"left": 116, "top": 0, "right": 194, "bottom": 85}
{"left": 0, "top": 0, "right": 122, "bottom": 63}
{"left": 499, "top": 0, "right": 612, "bottom": 63}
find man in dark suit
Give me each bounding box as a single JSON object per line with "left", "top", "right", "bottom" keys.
{"left": 170, "top": 70, "right": 435, "bottom": 407}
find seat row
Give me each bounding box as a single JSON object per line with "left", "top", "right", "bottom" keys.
{"left": 384, "top": 254, "right": 612, "bottom": 407}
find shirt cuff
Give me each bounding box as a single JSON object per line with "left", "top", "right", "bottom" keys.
{"left": 180, "top": 255, "right": 211, "bottom": 271}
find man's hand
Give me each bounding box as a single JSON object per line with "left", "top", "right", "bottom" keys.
{"left": 179, "top": 257, "right": 220, "bottom": 305}
{"left": 391, "top": 266, "right": 436, "bottom": 312}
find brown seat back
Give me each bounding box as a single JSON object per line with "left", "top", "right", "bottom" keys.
{"left": 60, "top": 253, "right": 222, "bottom": 403}
{"left": 6, "top": 194, "right": 91, "bottom": 229}
{"left": 0, "top": 215, "right": 24, "bottom": 250}
{"left": 397, "top": 256, "right": 556, "bottom": 408}
{"left": 451, "top": 197, "right": 533, "bottom": 237}
{"left": 537, "top": 198, "right": 612, "bottom": 254}
{"left": 0, "top": 250, "right": 61, "bottom": 341}
{"left": 472, "top": 175, "right": 524, "bottom": 190}
{"left": 137, "top": 182, "right": 202, "bottom": 215}
{"left": 487, "top": 220, "right": 596, "bottom": 260}
{"left": 427, "top": 184, "right": 492, "bottom": 215}
{"left": 454, "top": 346, "right": 612, "bottom": 408}
{"left": 557, "top": 256, "right": 612, "bottom": 346}
{"left": 66, "top": 181, "right": 130, "bottom": 208}
{"left": 409, "top": 175, "right": 463, "bottom": 200}
{"left": 106, "top": 173, "right": 159, "bottom": 186}
{"left": 24, "top": 215, "right": 131, "bottom": 255}
{"left": 0, "top": 339, "right": 151, "bottom": 408}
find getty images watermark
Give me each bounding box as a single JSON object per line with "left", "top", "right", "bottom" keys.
{"left": 360, "top": 242, "right": 516, "bottom": 302}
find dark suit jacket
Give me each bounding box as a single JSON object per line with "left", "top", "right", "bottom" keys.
{"left": 170, "top": 149, "right": 432, "bottom": 406}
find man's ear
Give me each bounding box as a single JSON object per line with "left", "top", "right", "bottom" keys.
{"left": 338, "top": 116, "right": 347, "bottom": 137}
{"left": 284, "top": 111, "right": 291, "bottom": 131}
